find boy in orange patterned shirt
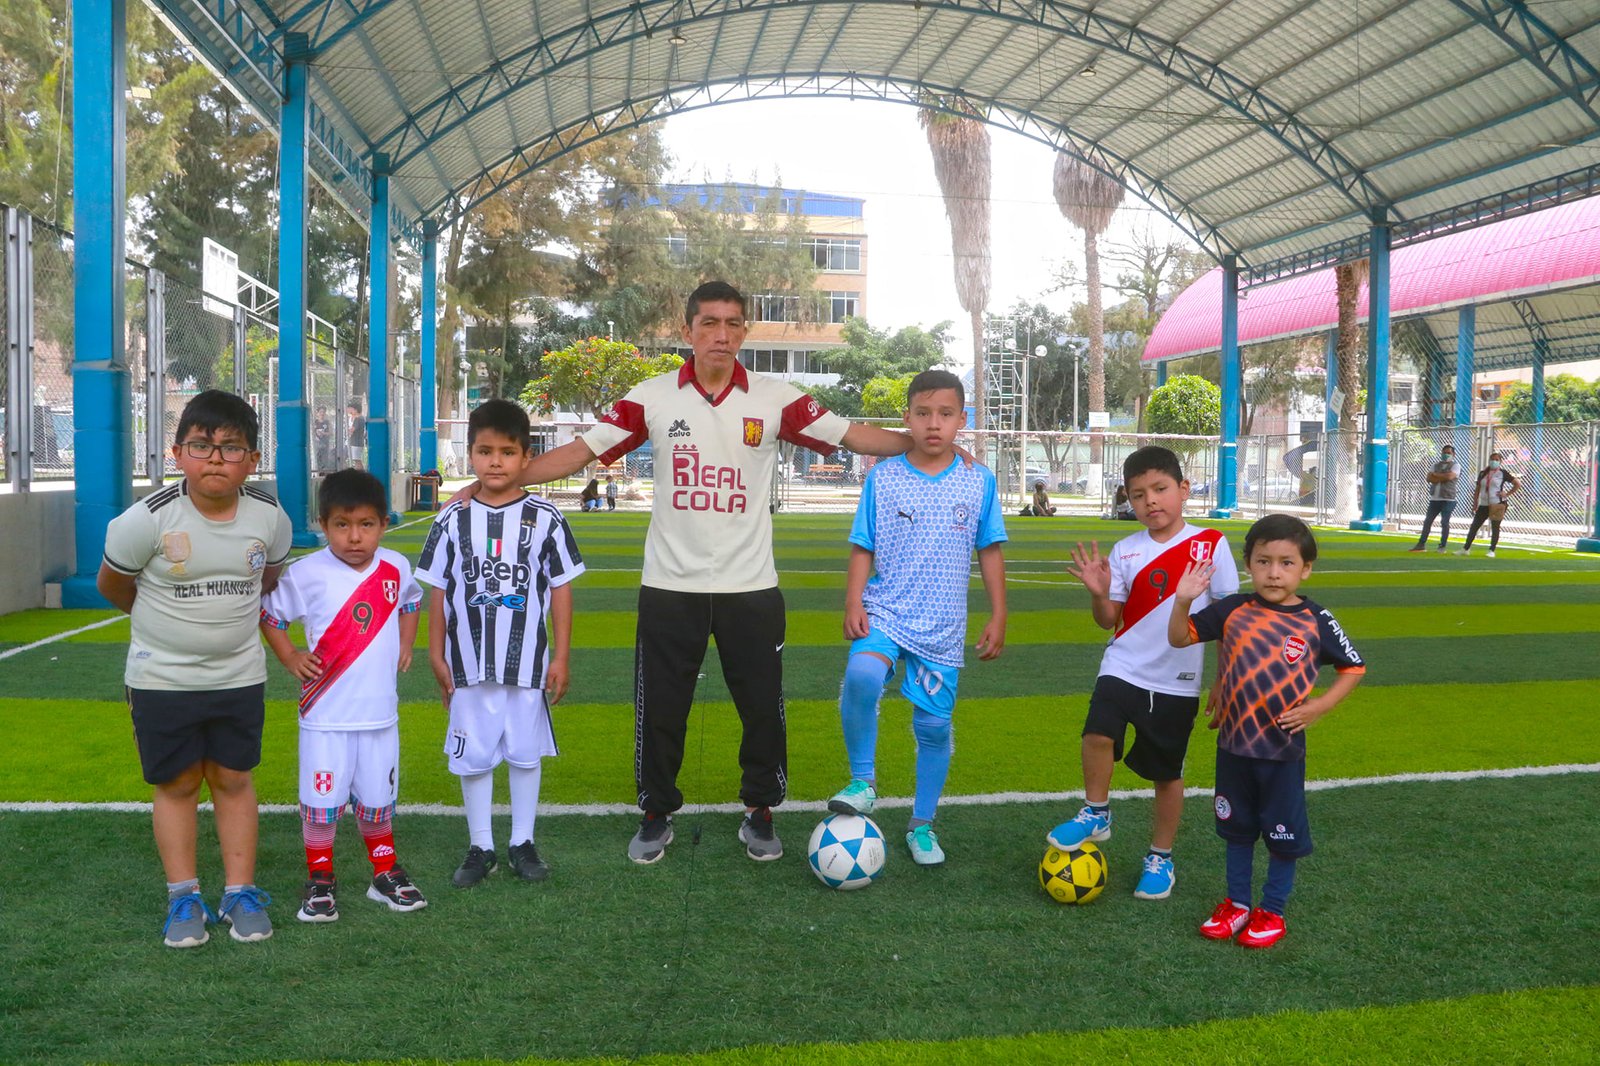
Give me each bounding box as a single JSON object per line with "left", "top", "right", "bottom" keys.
{"left": 1167, "top": 514, "right": 1365, "bottom": 949}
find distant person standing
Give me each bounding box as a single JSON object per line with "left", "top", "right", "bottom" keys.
{"left": 1458, "top": 451, "right": 1519, "bottom": 558}
{"left": 1409, "top": 444, "right": 1459, "bottom": 553}
{"left": 346, "top": 403, "right": 366, "bottom": 469}
{"left": 605, "top": 474, "right": 618, "bottom": 511}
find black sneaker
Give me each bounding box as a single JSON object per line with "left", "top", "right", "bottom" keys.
{"left": 507, "top": 840, "right": 551, "bottom": 882}
{"left": 452, "top": 845, "right": 499, "bottom": 888}
{"left": 628, "top": 812, "right": 674, "bottom": 864}
{"left": 738, "top": 806, "right": 783, "bottom": 861}
{"left": 367, "top": 865, "right": 428, "bottom": 911}
{"left": 297, "top": 872, "right": 339, "bottom": 923}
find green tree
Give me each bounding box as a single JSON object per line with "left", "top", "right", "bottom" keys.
{"left": 1146, "top": 374, "right": 1221, "bottom": 437}
{"left": 860, "top": 374, "right": 914, "bottom": 418}
{"left": 823, "top": 317, "right": 953, "bottom": 398}
{"left": 800, "top": 382, "right": 862, "bottom": 420}
{"left": 1053, "top": 153, "right": 1126, "bottom": 463}
{"left": 1497, "top": 375, "right": 1600, "bottom": 424}
{"left": 520, "top": 337, "right": 683, "bottom": 419}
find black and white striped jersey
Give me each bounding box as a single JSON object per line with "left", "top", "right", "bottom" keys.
{"left": 415, "top": 493, "right": 584, "bottom": 689}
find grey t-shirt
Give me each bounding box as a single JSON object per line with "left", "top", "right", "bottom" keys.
{"left": 1427, "top": 458, "right": 1459, "bottom": 501}
{"left": 103, "top": 481, "right": 293, "bottom": 691}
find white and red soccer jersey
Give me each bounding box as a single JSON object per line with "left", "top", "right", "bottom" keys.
{"left": 260, "top": 546, "right": 423, "bottom": 731}
{"left": 1098, "top": 523, "right": 1240, "bottom": 696}
{"left": 582, "top": 359, "right": 850, "bottom": 593}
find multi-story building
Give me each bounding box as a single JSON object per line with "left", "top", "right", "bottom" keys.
{"left": 653, "top": 183, "right": 867, "bottom": 387}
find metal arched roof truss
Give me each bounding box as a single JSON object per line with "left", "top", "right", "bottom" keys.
{"left": 152, "top": 0, "right": 1600, "bottom": 284}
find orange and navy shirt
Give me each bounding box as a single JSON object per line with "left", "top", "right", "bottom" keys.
{"left": 1188, "top": 594, "right": 1365, "bottom": 762}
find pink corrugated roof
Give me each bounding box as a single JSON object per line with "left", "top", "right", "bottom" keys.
{"left": 1144, "top": 197, "right": 1600, "bottom": 362}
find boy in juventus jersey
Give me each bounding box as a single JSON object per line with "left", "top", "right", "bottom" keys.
{"left": 418, "top": 400, "right": 585, "bottom": 888}
{"left": 826, "top": 371, "right": 1007, "bottom": 866}
{"left": 262, "top": 470, "right": 427, "bottom": 921}
{"left": 1047, "top": 447, "right": 1239, "bottom": 900}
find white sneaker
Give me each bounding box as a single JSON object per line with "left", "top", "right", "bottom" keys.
{"left": 1436, "top": 546, "right": 1446, "bottom": 553}
{"left": 1456, "top": 548, "right": 1470, "bottom": 555}
{"left": 1486, "top": 550, "right": 1496, "bottom": 558}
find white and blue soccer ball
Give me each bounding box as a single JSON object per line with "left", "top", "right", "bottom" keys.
{"left": 807, "top": 813, "right": 886, "bottom": 890}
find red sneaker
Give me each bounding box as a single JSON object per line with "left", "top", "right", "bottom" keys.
{"left": 1238, "top": 907, "right": 1286, "bottom": 949}
{"left": 1199, "top": 899, "right": 1251, "bottom": 940}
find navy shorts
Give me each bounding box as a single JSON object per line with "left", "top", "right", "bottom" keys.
{"left": 127, "top": 683, "right": 266, "bottom": 785}
{"left": 1213, "top": 748, "right": 1313, "bottom": 858}
{"left": 1082, "top": 674, "right": 1200, "bottom": 782}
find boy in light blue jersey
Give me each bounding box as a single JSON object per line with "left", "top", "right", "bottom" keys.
{"left": 827, "top": 370, "right": 1007, "bottom": 865}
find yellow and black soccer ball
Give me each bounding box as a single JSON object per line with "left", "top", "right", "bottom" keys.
{"left": 1039, "top": 842, "right": 1108, "bottom": 904}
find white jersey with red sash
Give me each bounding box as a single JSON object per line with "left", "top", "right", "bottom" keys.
{"left": 261, "top": 546, "right": 423, "bottom": 731}
{"left": 1099, "top": 523, "right": 1239, "bottom": 697}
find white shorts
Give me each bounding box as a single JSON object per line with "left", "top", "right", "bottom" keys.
{"left": 299, "top": 724, "right": 400, "bottom": 815}
{"left": 444, "top": 682, "right": 556, "bottom": 775}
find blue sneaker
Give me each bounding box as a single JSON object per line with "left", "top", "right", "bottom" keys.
{"left": 905, "top": 824, "right": 945, "bottom": 866}
{"left": 827, "top": 779, "right": 878, "bottom": 816}
{"left": 162, "top": 891, "right": 215, "bottom": 949}
{"left": 218, "top": 885, "right": 274, "bottom": 942}
{"left": 1134, "top": 852, "right": 1175, "bottom": 900}
{"left": 1046, "top": 805, "right": 1111, "bottom": 849}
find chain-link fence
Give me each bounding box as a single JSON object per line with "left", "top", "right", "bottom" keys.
{"left": 30, "top": 220, "right": 75, "bottom": 479}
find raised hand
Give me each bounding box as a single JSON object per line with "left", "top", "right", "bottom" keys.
{"left": 1067, "top": 541, "right": 1111, "bottom": 598}
{"left": 1174, "top": 558, "right": 1215, "bottom": 601}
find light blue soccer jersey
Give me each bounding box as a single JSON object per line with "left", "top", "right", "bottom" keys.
{"left": 850, "top": 454, "right": 1007, "bottom": 668}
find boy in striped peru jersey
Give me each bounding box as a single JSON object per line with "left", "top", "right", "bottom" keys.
{"left": 261, "top": 469, "right": 427, "bottom": 922}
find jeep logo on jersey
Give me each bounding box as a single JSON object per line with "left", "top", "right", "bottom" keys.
{"left": 462, "top": 555, "right": 532, "bottom": 586}
{"left": 1189, "top": 538, "right": 1213, "bottom": 562}
{"left": 1282, "top": 634, "right": 1308, "bottom": 664}
{"left": 742, "top": 417, "right": 764, "bottom": 447}
{"left": 668, "top": 418, "right": 692, "bottom": 438}
{"left": 383, "top": 579, "right": 398, "bottom": 604}
{"left": 670, "top": 443, "right": 748, "bottom": 514}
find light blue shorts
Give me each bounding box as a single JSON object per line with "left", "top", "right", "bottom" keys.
{"left": 849, "top": 630, "right": 960, "bottom": 719}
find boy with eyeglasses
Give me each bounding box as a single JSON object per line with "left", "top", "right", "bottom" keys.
{"left": 98, "top": 390, "right": 293, "bottom": 948}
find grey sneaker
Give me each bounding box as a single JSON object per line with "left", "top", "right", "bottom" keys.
{"left": 162, "top": 891, "right": 214, "bottom": 948}
{"left": 297, "top": 873, "right": 339, "bottom": 923}
{"left": 628, "top": 813, "right": 673, "bottom": 865}
{"left": 738, "top": 807, "right": 783, "bottom": 862}
{"left": 452, "top": 846, "right": 498, "bottom": 888}
{"left": 906, "top": 824, "right": 946, "bottom": 866}
{"left": 828, "top": 779, "right": 878, "bottom": 816}
{"left": 218, "top": 886, "right": 273, "bottom": 942}
{"left": 507, "top": 841, "right": 551, "bottom": 882}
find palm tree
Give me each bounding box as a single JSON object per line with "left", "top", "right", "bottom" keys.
{"left": 1052, "top": 154, "right": 1125, "bottom": 464}
{"left": 1332, "top": 259, "right": 1368, "bottom": 519}
{"left": 918, "top": 100, "right": 992, "bottom": 443}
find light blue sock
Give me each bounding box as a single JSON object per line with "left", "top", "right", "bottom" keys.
{"left": 911, "top": 707, "right": 953, "bottom": 823}
{"left": 840, "top": 653, "right": 891, "bottom": 781}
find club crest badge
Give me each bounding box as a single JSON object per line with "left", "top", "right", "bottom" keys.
{"left": 161, "top": 532, "right": 192, "bottom": 577}
{"left": 383, "top": 579, "right": 398, "bottom": 604}
{"left": 1189, "top": 538, "right": 1213, "bottom": 563}
{"left": 951, "top": 503, "right": 970, "bottom": 530}
{"left": 313, "top": 771, "right": 334, "bottom": 795}
{"left": 1214, "top": 795, "right": 1232, "bottom": 820}
{"left": 1282, "top": 635, "right": 1308, "bottom": 664}
{"left": 742, "top": 417, "right": 764, "bottom": 447}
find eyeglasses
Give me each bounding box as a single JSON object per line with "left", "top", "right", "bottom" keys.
{"left": 181, "top": 441, "right": 251, "bottom": 462}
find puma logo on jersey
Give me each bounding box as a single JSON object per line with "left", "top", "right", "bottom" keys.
{"left": 897, "top": 510, "right": 914, "bottom": 522}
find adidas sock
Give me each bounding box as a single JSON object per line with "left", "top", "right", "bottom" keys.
{"left": 358, "top": 815, "right": 397, "bottom": 875}
{"left": 167, "top": 878, "right": 199, "bottom": 899}
{"left": 840, "top": 653, "right": 891, "bottom": 781}
{"left": 460, "top": 771, "right": 495, "bottom": 851}
{"left": 1262, "top": 853, "right": 1297, "bottom": 915}
{"left": 302, "top": 807, "right": 338, "bottom": 877}
{"left": 910, "top": 707, "right": 953, "bottom": 824}
{"left": 508, "top": 761, "right": 543, "bottom": 845}
{"left": 1226, "top": 840, "right": 1254, "bottom": 905}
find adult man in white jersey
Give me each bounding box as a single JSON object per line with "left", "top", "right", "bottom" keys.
{"left": 506, "top": 280, "right": 928, "bottom": 863}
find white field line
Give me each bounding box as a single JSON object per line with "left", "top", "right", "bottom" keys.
{"left": 5, "top": 762, "right": 1594, "bottom": 817}
{"left": 0, "top": 615, "right": 127, "bottom": 662}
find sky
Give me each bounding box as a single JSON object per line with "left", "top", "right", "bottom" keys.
{"left": 659, "top": 96, "right": 1197, "bottom": 366}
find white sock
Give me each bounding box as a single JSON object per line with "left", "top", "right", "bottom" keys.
{"left": 460, "top": 771, "right": 495, "bottom": 850}
{"left": 509, "top": 761, "right": 542, "bottom": 845}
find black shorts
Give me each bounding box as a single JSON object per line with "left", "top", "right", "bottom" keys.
{"left": 1213, "top": 748, "right": 1313, "bottom": 858}
{"left": 127, "top": 683, "right": 267, "bottom": 785}
{"left": 1082, "top": 674, "right": 1199, "bottom": 782}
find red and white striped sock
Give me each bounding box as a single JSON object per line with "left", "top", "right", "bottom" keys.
{"left": 302, "top": 811, "right": 338, "bottom": 878}
{"left": 359, "top": 816, "right": 397, "bottom": 874}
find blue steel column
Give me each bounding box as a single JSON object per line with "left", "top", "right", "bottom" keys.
{"left": 419, "top": 221, "right": 438, "bottom": 475}
{"left": 1454, "top": 306, "right": 1475, "bottom": 460}
{"left": 1324, "top": 331, "right": 1339, "bottom": 432}
{"left": 1353, "top": 213, "right": 1391, "bottom": 531}
{"left": 1156, "top": 361, "right": 1169, "bottom": 387}
{"left": 63, "top": 0, "right": 129, "bottom": 608}
{"left": 275, "top": 36, "right": 317, "bottom": 546}
{"left": 367, "top": 155, "right": 392, "bottom": 505}
{"left": 1210, "top": 255, "right": 1240, "bottom": 518}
